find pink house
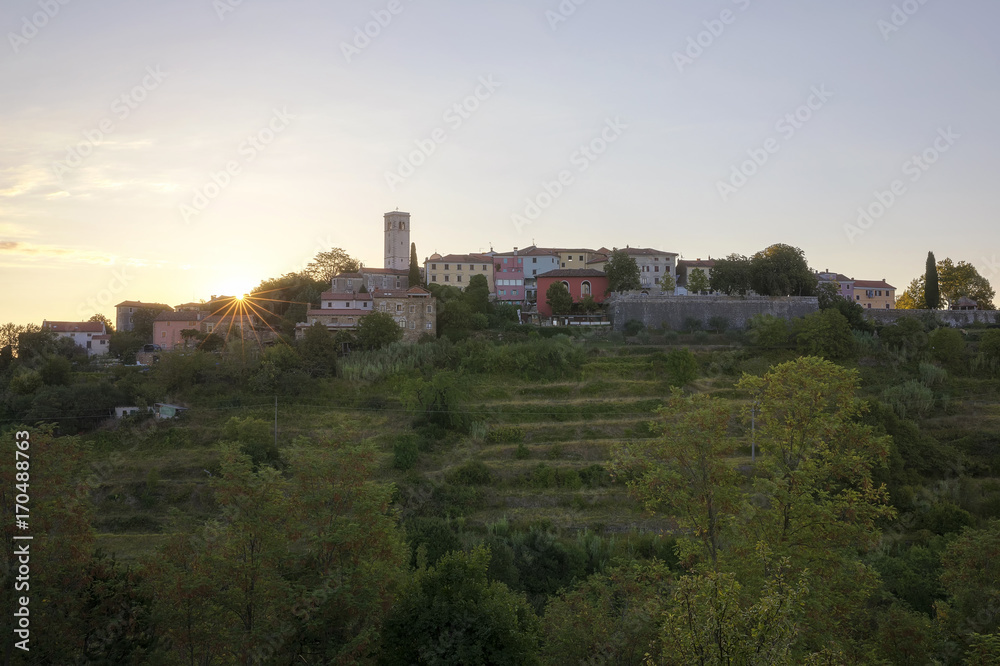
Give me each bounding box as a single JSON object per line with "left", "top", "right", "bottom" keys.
{"left": 153, "top": 311, "right": 209, "bottom": 350}
{"left": 535, "top": 269, "right": 609, "bottom": 317}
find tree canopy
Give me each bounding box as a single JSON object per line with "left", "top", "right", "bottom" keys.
{"left": 546, "top": 282, "right": 573, "bottom": 315}
{"left": 604, "top": 249, "right": 641, "bottom": 293}
{"left": 356, "top": 311, "right": 404, "bottom": 350}
{"left": 409, "top": 242, "right": 422, "bottom": 287}
{"left": 303, "top": 247, "right": 361, "bottom": 283}
{"left": 710, "top": 245, "right": 816, "bottom": 296}
{"left": 925, "top": 251, "right": 940, "bottom": 309}
{"left": 897, "top": 257, "right": 996, "bottom": 310}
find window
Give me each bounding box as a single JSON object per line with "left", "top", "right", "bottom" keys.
{"left": 482, "top": 264, "right": 487, "bottom": 270}
{"left": 431, "top": 263, "right": 437, "bottom": 270}
{"left": 444, "top": 264, "right": 450, "bottom": 270}
{"left": 562, "top": 263, "right": 566, "bottom": 268}
{"left": 426, "top": 322, "right": 433, "bottom": 329}
{"left": 503, "top": 258, "right": 508, "bottom": 264}
{"left": 344, "top": 301, "right": 350, "bottom": 307}
{"left": 532, "top": 257, "right": 537, "bottom": 263}
{"left": 512, "top": 289, "right": 518, "bottom": 296}
{"left": 581, "top": 281, "right": 592, "bottom": 296}
{"left": 426, "top": 305, "right": 433, "bottom": 313}
{"left": 457, "top": 275, "right": 462, "bottom": 283}
{"left": 579, "top": 255, "right": 583, "bottom": 261}
{"left": 654, "top": 266, "right": 659, "bottom": 272}
{"left": 655, "top": 278, "right": 660, "bottom": 284}
{"left": 409, "top": 321, "right": 415, "bottom": 329}
{"left": 431, "top": 274, "right": 437, "bottom": 282}
{"left": 398, "top": 320, "right": 406, "bottom": 328}
{"left": 567, "top": 256, "right": 573, "bottom": 261}
{"left": 444, "top": 275, "right": 450, "bottom": 282}
{"left": 347, "top": 279, "right": 353, "bottom": 287}
{"left": 396, "top": 304, "right": 403, "bottom": 312}
{"left": 532, "top": 269, "right": 537, "bottom": 275}
{"left": 409, "top": 305, "right": 415, "bottom": 313}
{"left": 457, "top": 264, "right": 463, "bottom": 270}
{"left": 161, "top": 332, "right": 166, "bottom": 338}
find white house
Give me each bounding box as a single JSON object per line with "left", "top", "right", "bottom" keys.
{"left": 42, "top": 320, "right": 109, "bottom": 357}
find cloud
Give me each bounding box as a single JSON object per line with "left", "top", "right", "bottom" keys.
{"left": 0, "top": 240, "right": 121, "bottom": 266}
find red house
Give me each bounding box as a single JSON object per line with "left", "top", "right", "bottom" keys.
{"left": 535, "top": 269, "right": 609, "bottom": 317}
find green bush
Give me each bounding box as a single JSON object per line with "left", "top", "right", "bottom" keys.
{"left": 794, "top": 309, "right": 854, "bottom": 360}
{"left": 929, "top": 327, "right": 965, "bottom": 364}
{"left": 747, "top": 314, "right": 790, "bottom": 348}
{"left": 393, "top": 434, "right": 420, "bottom": 470}
{"left": 531, "top": 463, "right": 558, "bottom": 488}
{"left": 663, "top": 348, "right": 699, "bottom": 387}
{"left": 446, "top": 460, "right": 495, "bottom": 486}
{"left": 624, "top": 320, "right": 645, "bottom": 337}
{"left": 918, "top": 362, "right": 948, "bottom": 387}
{"left": 579, "top": 464, "right": 610, "bottom": 487}
{"left": 882, "top": 380, "right": 935, "bottom": 419}
{"left": 486, "top": 425, "right": 525, "bottom": 444}
{"left": 514, "top": 442, "right": 530, "bottom": 460}
{"left": 981, "top": 329, "right": 1000, "bottom": 360}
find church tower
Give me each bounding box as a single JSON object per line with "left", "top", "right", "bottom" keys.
{"left": 384, "top": 210, "right": 410, "bottom": 271}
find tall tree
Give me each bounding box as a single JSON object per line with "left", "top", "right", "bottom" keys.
{"left": 604, "top": 249, "right": 641, "bottom": 293}
{"left": 545, "top": 282, "right": 573, "bottom": 315}
{"left": 733, "top": 358, "right": 895, "bottom": 649}
{"left": 709, "top": 254, "right": 752, "bottom": 296}
{"left": 749, "top": 244, "right": 817, "bottom": 297}
{"left": 380, "top": 546, "right": 541, "bottom": 665}
{"left": 687, "top": 268, "right": 710, "bottom": 295}
{"left": 409, "top": 242, "right": 422, "bottom": 287}
{"left": 131, "top": 305, "right": 172, "bottom": 342}
{"left": 87, "top": 313, "right": 114, "bottom": 333}
{"left": 938, "top": 258, "right": 996, "bottom": 309}
{"left": 356, "top": 311, "right": 404, "bottom": 350}
{"left": 304, "top": 247, "right": 361, "bottom": 283}
{"left": 925, "top": 251, "right": 940, "bottom": 309}
{"left": 895, "top": 277, "right": 927, "bottom": 309}
{"left": 614, "top": 390, "right": 739, "bottom": 569}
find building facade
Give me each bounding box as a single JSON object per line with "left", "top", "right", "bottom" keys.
{"left": 115, "top": 301, "right": 173, "bottom": 332}
{"left": 153, "top": 311, "right": 210, "bottom": 350}
{"left": 372, "top": 287, "right": 436, "bottom": 341}
{"left": 41, "top": 320, "right": 109, "bottom": 357}
{"left": 535, "top": 269, "right": 609, "bottom": 317}
{"left": 854, "top": 280, "right": 896, "bottom": 309}
{"left": 817, "top": 271, "right": 855, "bottom": 301}
{"left": 589, "top": 248, "right": 679, "bottom": 289}
{"left": 424, "top": 253, "right": 495, "bottom": 292}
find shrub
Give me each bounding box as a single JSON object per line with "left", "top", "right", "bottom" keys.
{"left": 981, "top": 329, "right": 1000, "bottom": 360}
{"left": 682, "top": 317, "right": 702, "bottom": 333}
{"left": 446, "top": 460, "right": 494, "bottom": 486}
{"left": 794, "top": 309, "right": 855, "bottom": 360}
{"left": 664, "top": 348, "right": 699, "bottom": 387}
{"left": 486, "top": 425, "right": 525, "bottom": 444}
{"left": 929, "top": 327, "right": 965, "bottom": 365}
{"left": 531, "top": 463, "right": 558, "bottom": 488}
{"left": 579, "top": 464, "right": 610, "bottom": 487}
{"left": 918, "top": 362, "right": 948, "bottom": 387}
{"left": 707, "top": 316, "right": 729, "bottom": 333}
{"left": 747, "top": 314, "right": 790, "bottom": 348}
{"left": 393, "top": 434, "right": 420, "bottom": 470}
{"left": 881, "top": 380, "right": 935, "bottom": 419}
{"left": 514, "top": 442, "right": 530, "bottom": 460}
{"left": 624, "top": 320, "right": 645, "bottom": 337}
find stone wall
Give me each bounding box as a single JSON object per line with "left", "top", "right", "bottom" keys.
{"left": 609, "top": 294, "right": 819, "bottom": 331}
{"left": 863, "top": 308, "right": 1000, "bottom": 327}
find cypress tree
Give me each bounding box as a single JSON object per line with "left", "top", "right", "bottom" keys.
{"left": 408, "top": 243, "right": 422, "bottom": 287}
{"left": 925, "top": 251, "right": 940, "bottom": 309}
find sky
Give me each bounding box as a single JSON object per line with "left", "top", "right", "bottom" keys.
{"left": 1, "top": 0, "right": 998, "bottom": 325}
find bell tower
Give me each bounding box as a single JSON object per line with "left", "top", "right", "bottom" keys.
{"left": 384, "top": 210, "right": 410, "bottom": 271}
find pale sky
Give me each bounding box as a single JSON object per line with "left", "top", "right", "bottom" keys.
{"left": 2, "top": 0, "right": 998, "bottom": 325}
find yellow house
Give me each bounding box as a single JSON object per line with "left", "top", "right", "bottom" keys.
{"left": 854, "top": 280, "right": 896, "bottom": 310}
{"left": 424, "top": 253, "right": 495, "bottom": 292}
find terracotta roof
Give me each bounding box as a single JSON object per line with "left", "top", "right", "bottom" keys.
{"left": 818, "top": 273, "right": 853, "bottom": 283}
{"left": 406, "top": 286, "right": 431, "bottom": 295}
{"left": 429, "top": 254, "right": 493, "bottom": 264}
{"left": 623, "top": 247, "right": 678, "bottom": 257}
{"left": 115, "top": 301, "right": 172, "bottom": 310}
{"left": 330, "top": 272, "right": 364, "bottom": 279}
{"left": 319, "top": 291, "right": 372, "bottom": 301}
{"left": 155, "top": 311, "right": 209, "bottom": 322}
{"left": 537, "top": 269, "right": 608, "bottom": 278}
{"left": 42, "top": 321, "right": 106, "bottom": 333}
{"left": 93, "top": 334, "right": 111, "bottom": 341}
{"left": 854, "top": 280, "right": 895, "bottom": 290}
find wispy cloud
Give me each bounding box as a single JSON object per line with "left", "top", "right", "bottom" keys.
{"left": 0, "top": 240, "right": 162, "bottom": 268}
